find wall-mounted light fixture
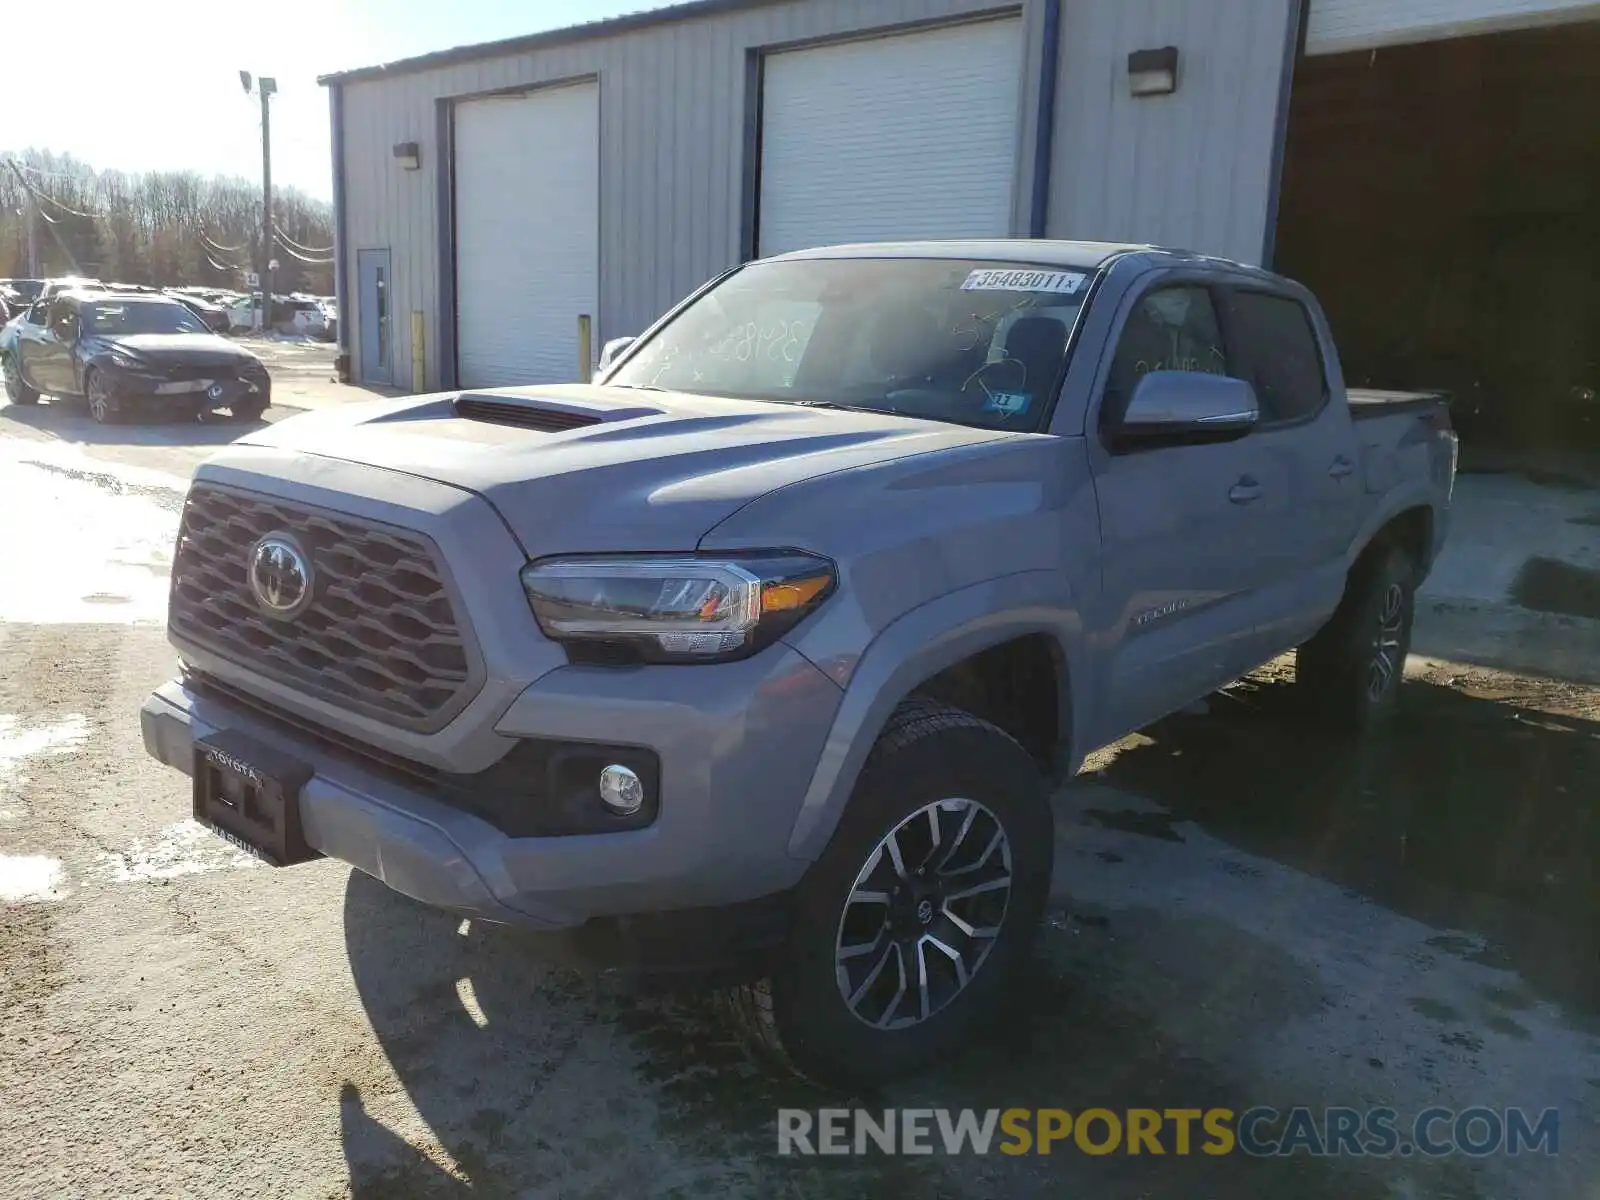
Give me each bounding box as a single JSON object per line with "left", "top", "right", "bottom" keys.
{"left": 393, "top": 141, "right": 421, "bottom": 170}
{"left": 1127, "top": 46, "right": 1180, "bottom": 97}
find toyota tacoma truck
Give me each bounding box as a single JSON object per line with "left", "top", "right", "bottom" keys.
{"left": 141, "top": 241, "right": 1456, "bottom": 1086}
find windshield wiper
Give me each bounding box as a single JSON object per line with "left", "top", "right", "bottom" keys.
{"left": 772, "top": 398, "right": 906, "bottom": 416}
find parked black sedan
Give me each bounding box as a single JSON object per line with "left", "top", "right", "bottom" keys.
{"left": 1, "top": 291, "right": 270, "bottom": 423}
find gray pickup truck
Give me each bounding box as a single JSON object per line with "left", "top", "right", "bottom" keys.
{"left": 141, "top": 240, "right": 1456, "bottom": 1086}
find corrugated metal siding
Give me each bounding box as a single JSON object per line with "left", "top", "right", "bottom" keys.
{"left": 1045, "top": 0, "right": 1297, "bottom": 264}
{"left": 339, "top": 0, "right": 1041, "bottom": 391}
{"left": 336, "top": 0, "right": 1300, "bottom": 386}
{"left": 1307, "top": 0, "right": 1600, "bottom": 55}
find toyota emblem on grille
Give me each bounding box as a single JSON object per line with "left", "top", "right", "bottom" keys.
{"left": 248, "top": 534, "right": 313, "bottom": 618}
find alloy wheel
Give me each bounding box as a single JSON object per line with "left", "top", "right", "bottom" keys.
{"left": 834, "top": 796, "right": 1013, "bottom": 1030}
{"left": 88, "top": 374, "right": 110, "bottom": 422}
{"left": 1367, "top": 582, "right": 1406, "bottom": 702}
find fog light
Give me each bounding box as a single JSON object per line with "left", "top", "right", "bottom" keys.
{"left": 597, "top": 764, "right": 644, "bottom": 815}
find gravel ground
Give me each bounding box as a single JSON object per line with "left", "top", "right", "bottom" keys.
{"left": 1, "top": 390, "right": 1596, "bottom": 1199}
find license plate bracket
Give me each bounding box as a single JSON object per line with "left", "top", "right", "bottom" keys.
{"left": 193, "top": 730, "right": 320, "bottom": 867}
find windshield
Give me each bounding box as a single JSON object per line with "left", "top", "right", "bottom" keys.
{"left": 84, "top": 300, "right": 208, "bottom": 336}
{"left": 608, "top": 257, "right": 1094, "bottom": 431}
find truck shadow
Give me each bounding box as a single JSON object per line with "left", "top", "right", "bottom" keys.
{"left": 339, "top": 867, "right": 1409, "bottom": 1199}
{"left": 335, "top": 665, "right": 1596, "bottom": 1198}
{"left": 0, "top": 396, "right": 268, "bottom": 446}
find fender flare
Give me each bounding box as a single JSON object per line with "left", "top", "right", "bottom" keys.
{"left": 785, "top": 569, "right": 1081, "bottom": 861}
{"left": 1344, "top": 484, "right": 1438, "bottom": 572}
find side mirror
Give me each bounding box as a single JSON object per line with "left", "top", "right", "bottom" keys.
{"left": 597, "top": 336, "right": 636, "bottom": 374}
{"left": 1116, "top": 371, "right": 1258, "bottom": 446}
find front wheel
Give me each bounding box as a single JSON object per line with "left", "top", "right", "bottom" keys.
{"left": 1296, "top": 545, "right": 1417, "bottom": 729}
{"left": 86, "top": 369, "right": 123, "bottom": 424}
{"left": 2, "top": 356, "right": 39, "bottom": 405}
{"left": 724, "top": 700, "right": 1053, "bottom": 1088}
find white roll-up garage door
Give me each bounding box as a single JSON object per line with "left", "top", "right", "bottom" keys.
{"left": 758, "top": 19, "right": 1023, "bottom": 256}
{"left": 1307, "top": 0, "right": 1600, "bottom": 55}
{"left": 454, "top": 82, "right": 599, "bottom": 387}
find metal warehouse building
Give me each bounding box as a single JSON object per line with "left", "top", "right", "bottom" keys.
{"left": 320, "top": 0, "right": 1600, "bottom": 448}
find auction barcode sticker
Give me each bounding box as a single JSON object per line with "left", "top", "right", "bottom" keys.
{"left": 961, "top": 268, "right": 1088, "bottom": 295}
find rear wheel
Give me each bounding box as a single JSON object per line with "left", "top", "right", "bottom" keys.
{"left": 86, "top": 369, "right": 123, "bottom": 424}
{"left": 1296, "top": 545, "right": 1417, "bottom": 729}
{"left": 723, "top": 699, "right": 1053, "bottom": 1087}
{"left": 2, "top": 356, "right": 39, "bottom": 405}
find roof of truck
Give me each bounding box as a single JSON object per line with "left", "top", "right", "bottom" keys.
{"left": 768, "top": 239, "right": 1267, "bottom": 275}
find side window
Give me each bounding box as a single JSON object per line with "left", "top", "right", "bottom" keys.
{"left": 1101, "top": 285, "right": 1227, "bottom": 430}
{"left": 1220, "top": 291, "right": 1327, "bottom": 423}
{"left": 47, "top": 297, "right": 77, "bottom": 336}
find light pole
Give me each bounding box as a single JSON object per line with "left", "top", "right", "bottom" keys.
{"left": 240, "top": 70, "right": 277, "bottom": 330}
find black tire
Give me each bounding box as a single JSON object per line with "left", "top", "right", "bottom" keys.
{"left": 3, "top": 356, "right": 39, "bottom": 405}
{"left": 85, "top": 369, "right": 123, "bottom": 425}
{"left": 1295, "top": 545, "right": 1417, "bottom": 729}
{"left": 722, "top": 698, "right": 1053, "bottom": 1088}
{"left": 228, "top": 396, "right": 269, "bottom": 423}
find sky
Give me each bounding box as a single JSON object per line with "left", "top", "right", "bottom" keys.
{"left": 0, "top": 0, "right": 651, "bottom": 201}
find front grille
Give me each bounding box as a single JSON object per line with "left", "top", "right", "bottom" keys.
{"left": 454, "top": 396, "right": 601, "bottom": 432}
{"left": 170, "top": 483, "right": 475, "bottom": 730}
{"left": 165, "top": 362, "right": 245, "bottom": 383}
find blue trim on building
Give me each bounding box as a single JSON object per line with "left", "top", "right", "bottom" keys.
{"left": 1028, "top": 0, "right": 1060, "bottom": 238}
{"left": 329, "top": 83, "right": 351, "bottom": 360}
{"left": 1261, "top": 0, "right": 1308, "bottom": 268}
{"left": 435, "top": 98, "right": 459, "bottom": 390}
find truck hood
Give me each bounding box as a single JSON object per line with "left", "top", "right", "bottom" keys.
{"left": 237, "top": 384, "right": 1021, "bottom": 555}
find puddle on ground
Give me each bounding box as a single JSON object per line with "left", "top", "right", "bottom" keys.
{"left": 94, "top": 820, "right": 264, "bottom": 883}
{"left": 0, "top": 714, "right": 90, "bottom": 820}
{"left": 1089, "top": 669, "right": 1600, "bottom": 1011}
{"left": 0, "top": 452, "right": 179, "bottom": 624}
{"left": 1511, "top": 556, "right": 1600, "bottom": 621}
{"left": 0, "top": 855, "right": 66, "bottom": 904}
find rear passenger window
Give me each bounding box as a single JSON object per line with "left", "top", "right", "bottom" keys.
{"left": 1222, "top": 292, "right": 1327, "bottom": 423}
{"left": 1102, "top": 285, "right": 1227, "bottom": 430}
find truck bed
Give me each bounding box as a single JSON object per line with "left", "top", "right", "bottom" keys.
{"left": 1347, "top": 389, "right": 1448, "bottom": 419}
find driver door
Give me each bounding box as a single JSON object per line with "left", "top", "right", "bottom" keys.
{"left": 15, "top": 302, "right": 55, "bottom": 393}
{"left": 1087, "top": 281, "right": 1287, "bottom": 742}
{"left": 30, "top": 298, "right": 78, "bottom": 395}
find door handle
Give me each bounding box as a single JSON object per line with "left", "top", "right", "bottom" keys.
{"left": 1229, "top": 477, "right": 1263, "bottom": 504}
{"left": 1329, "top": 455, "right": 1356, "bottom": 479}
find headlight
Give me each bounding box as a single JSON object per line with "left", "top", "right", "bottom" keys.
{"left": 108, "top": 351, "right": 145, "bottom": 371}
{"left": 520, "top": 552, "right": 836, "bottom": 663}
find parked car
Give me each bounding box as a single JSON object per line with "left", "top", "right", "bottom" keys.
{"left": 0, "top": 278, "right": 44, "bottom": 316}
{"left": 275, "top": 297, "right": 329, "bottom": 338}
{"left": 139, "top": 240, "right": 1455, "bottom": 1087}
{"left": 37, "top": 275, "right": 104, "bottom": 301}
{"left": 2, "top": 290, "right": 270, "bottom": 423}
{"left": 316, "top": 297, "right": 338, "bottom": 343}
{"left": 165, "top": 290, "right": 234, "bottom": 334}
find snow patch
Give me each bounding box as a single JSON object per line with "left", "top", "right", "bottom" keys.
{"left": 0, "top": 714, "right": 91, "bottom": 819}
{"left": 94, "top": 819, "right": 264, "bottom": 883}
{"left": 0, "top": 855, "right": 67, "bottom": 904}
{"left": 0, "top": 446, "right": 181, "bottom": 625}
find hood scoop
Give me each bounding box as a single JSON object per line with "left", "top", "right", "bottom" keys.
{"left": 453, "top": 394, "right": 604, "bottom": 432}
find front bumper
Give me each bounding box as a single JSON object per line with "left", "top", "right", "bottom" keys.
{"left": 110, "top": 370, "right": 267, "bottom": 415}
{"left": 140, "top": 641, "right": 842, "bottom": 942}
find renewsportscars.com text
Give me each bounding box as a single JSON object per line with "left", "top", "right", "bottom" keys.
{"left": 777, "top": 1107, "right": 1560, "bottom": 1158}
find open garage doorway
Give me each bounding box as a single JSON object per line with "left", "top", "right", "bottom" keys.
{"left": 1274, "top": 20, "right": 1600, "bottom": 453}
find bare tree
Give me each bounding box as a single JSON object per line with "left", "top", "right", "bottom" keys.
{"left": 0, "top": 148, "right": 334, "bottom": 294}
